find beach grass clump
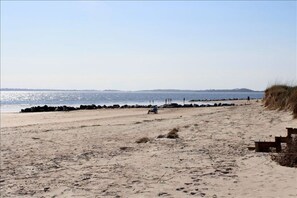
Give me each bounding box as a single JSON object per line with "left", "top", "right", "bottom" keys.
{"left": 263, "top": 84, "right": 297, "bottom": 118}
{"left": 272, "top": 137, "right": 297, "bottom": 167}
{"left": 136, "top": 137, "right": 150, "bottom": 143}
{"left": 167, "top": 128, "right": 179, "bottom": 139}
{"left": 287, "top": 88, "right": 297, "bottom": 118}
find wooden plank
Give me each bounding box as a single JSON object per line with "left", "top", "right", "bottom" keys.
{"left": 275, "top": 136, "right": 291, "bottom": 143}
{"left": 255, "top": 141, "right": 277, "bottom": 152}
{"left": 254, "top": 128, "right": 296, "bottom": 153}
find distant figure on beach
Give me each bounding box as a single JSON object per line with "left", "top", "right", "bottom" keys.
{"left": 148, "top": 106, "right": 158, "bottom": 114}
{"left": 247, "top": 96, "right": 250, "bottom": 103}
{"left": 183, "top": 98, "right": 186, "bottom": 104}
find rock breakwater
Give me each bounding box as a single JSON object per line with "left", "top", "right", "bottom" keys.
{"left": 20, "top": 103, "right": 235, "bottom": 113}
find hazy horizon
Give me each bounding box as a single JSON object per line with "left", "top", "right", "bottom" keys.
{"left": 1, "top": 1, "right": 296, "bottom": 90}
{"left": 1, "top": 87, "right": 263, "bottom": 92}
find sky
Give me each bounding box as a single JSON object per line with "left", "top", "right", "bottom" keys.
{"left": 1, "top": 1, "right": 296, "bottom": 91}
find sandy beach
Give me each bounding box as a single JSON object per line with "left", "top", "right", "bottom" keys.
{"left": 1, "top": 100, "right": 296, "bottom": 197}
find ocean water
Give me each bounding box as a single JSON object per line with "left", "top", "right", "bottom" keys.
{"left": 1, "top": 91, "right": 264, "bottom": 112}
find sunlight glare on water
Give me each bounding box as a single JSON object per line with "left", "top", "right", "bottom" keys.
{"left": 0, "top": 91, "right": 264, "bottom": 112}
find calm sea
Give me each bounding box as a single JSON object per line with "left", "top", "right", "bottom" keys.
{"left": 1, "top": 91, "right": 264, "bottom": 112}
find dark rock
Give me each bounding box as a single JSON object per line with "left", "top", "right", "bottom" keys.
{"left": 183, "top": 104, "right": 193, "bottom": 108}
{"left": 113, "top": 104, "right": 120, "bottom": 108}
{"left": 44, "top": 187, "right": 50, "bottom": 192}
{"left": 157, "top": 134, "right": 166, "bottom": 138}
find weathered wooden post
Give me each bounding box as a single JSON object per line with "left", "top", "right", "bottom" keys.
{"left": 287, "top": 128, "right": 297, "bottom": 138}
{"left": 274, "top": 136, "right": 282, "bottom": 152}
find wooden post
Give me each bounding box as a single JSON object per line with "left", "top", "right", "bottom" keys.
{"left": 274, "top": 137, "right": 282, "bottom": 152}
{"left": 287, "top": 128, "right": 297, "bottom": 138}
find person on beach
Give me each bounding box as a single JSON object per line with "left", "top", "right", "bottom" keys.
{"left": 148, "top": 105, "right": 158, "bottom": 114}
{"left": 247, "top": 96, "right": 250, "bottom": 103}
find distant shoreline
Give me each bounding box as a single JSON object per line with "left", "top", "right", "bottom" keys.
{"left": 1, "top": 88, "right": 263, "bottom": 92}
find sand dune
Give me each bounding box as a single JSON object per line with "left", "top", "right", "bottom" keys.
{"left": 1, "top": 101, "right": 296, "bottom": 197}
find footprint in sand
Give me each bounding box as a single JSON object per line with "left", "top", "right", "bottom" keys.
{"left": 158, "top": 192, "right": 170, "bottom": 196}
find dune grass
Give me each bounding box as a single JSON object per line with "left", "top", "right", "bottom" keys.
{"left": 263, "top": 84, "right": 297, "bottom": 118}
{"left": 264, "top": 85, "right": 297, "bottom": 167}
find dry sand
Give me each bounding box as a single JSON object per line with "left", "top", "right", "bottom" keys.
{"left": 1, "top": 101, "right": 296, "bottom": 197}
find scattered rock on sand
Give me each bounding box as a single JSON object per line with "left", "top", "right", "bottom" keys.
{"left": 119, "top": 146, "right": 133, "bottom": 151}
{"left": 157, "top": 134, "right": 166, "bottom": 138}
{"left": 136, "top": 137, "right": 150, "bottom": 143}
{"left": 166, "top": 128, "right": 179, "bottom": 139}
{"left": 44, "top": 187, "right": 50, "bottom": 192}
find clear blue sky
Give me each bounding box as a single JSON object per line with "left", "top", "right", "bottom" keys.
{"left": 1, "top": 1, "right": 296, "bottom": 90}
